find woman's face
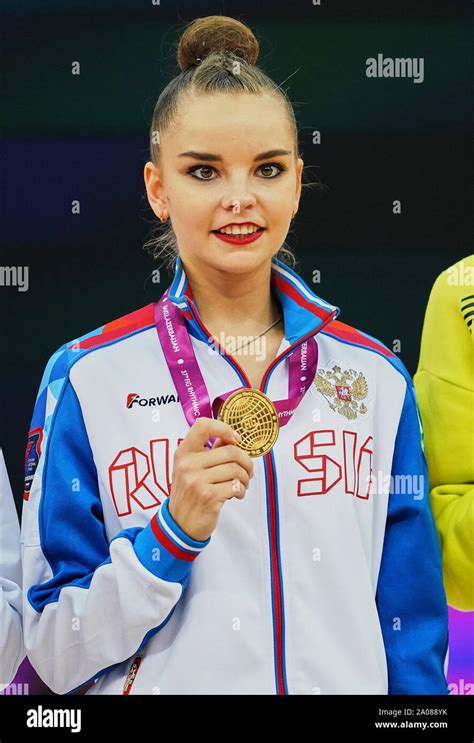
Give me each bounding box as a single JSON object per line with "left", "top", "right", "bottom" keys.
{"left": 144, "top": 92, "right": 303, "bottom": 276}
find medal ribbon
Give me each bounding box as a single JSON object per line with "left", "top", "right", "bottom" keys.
{"left": 155, "top": 290, "right": 318, "bottom": 450}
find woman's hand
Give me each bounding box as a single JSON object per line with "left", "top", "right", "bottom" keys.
{"left": 168, "top": 417, "right": 254, "bottom": 542}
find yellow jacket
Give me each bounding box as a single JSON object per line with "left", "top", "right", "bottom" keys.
{"left": 414, "top": 255, "right": 474, "bottom": 611}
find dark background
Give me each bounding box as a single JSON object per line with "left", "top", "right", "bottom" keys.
{"left": 1, "top": 0, "right": 471, "bottom": 516}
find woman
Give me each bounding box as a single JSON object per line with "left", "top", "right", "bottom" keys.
{"left": 21, "top": 15, "right": 448, "bottom": 695}
{"left": 0, "top": 449, "right": 25, "bottom": 688}
{"left": 414, "top": 255, "right": 474, "bottom": 611}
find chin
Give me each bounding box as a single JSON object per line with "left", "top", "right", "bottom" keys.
{"left": 214, "top": 251, "right": 268, "bottom": 272}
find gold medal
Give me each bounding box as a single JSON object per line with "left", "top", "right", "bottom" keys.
{"left": 217, "top": 389, "right": 279, "bottom": 457}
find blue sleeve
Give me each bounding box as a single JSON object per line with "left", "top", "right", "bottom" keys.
{"left": 375, "top": 383, "right": 449, "bottom": 694}
{"left": 22, "top": 366, "right": 209, "bottom": 694}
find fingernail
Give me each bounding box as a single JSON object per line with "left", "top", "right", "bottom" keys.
{"left": 233, "top": 431, "right": 241, "bottom": 442}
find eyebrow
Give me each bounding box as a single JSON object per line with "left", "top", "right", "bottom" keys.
{"left": 177, "top": 149, "right": 292, "bottom": 162}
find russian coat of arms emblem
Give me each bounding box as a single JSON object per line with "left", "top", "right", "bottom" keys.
{"left": 313, "top": 364, "right": 369, "bottom": 420}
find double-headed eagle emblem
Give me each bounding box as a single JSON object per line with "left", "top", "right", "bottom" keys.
{"left": 314, "top": 364, "right": 369, "bottom": 420}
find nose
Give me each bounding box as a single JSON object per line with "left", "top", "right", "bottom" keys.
{"left": 221, "top": 184, "right": 257, "bottom": 215}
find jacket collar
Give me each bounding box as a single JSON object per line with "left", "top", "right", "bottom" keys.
{"left": 167, "top": 254, "right": 340, "bottom": 345}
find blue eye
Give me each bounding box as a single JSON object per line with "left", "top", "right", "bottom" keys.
{"left": 186, "top": 163, "right": 286, "bottom": 181}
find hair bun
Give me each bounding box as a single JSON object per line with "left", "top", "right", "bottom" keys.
{"left": 177, "top": 15, "right": 259, "bottom": 72}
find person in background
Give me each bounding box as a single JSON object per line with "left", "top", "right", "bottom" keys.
{"left": 414, "top": 254, "right": 474, "bottom": 611}
{"left": 0, "top": 448, "right": 25, "bottom": 687}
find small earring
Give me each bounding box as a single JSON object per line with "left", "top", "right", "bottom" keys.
{"left": 159, "top": 213, "right": 169, "bottom": 223}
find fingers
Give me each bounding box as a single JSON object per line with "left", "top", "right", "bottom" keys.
{"left": 178, "top": 417, "right": 240, "bottom": 455}
{"left": 206, "top": 480, "right": 247, "bottom": 503}
{"left": 206, "top": 462, "right": 251, "bottom": 489}
{"left": 211, "top": 436, "right": 225, "bottom": 450}
{"left": 198, "top": 443, "right": 254, "bottom": 481}
{"left": 226, "top": 481, "right": 247, "bottom": 500}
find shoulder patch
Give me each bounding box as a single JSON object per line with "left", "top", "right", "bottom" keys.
{"left": 23, "top": 426, "right": 43, "bottom": 501}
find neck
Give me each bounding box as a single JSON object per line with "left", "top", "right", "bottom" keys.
{"left": 181, "top": 257, "right": 283, "bottom": 336}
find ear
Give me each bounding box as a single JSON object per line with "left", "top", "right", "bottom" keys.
{"left": 144, "top": 161, "right": 168, "bottom": 219}
{"left": 294, "top": 157, "right": 304, "bottom": 214}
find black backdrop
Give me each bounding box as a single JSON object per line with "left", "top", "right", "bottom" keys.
{"left": 2, "top": 0, "right": 471, "bottom": 515}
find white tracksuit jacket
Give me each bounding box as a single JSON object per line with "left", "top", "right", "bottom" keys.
{"left": 21, "top": 255, "right": 449, "bottom": 695}
{"left": 1, "top": 448, "right": 25, "bottom": 686}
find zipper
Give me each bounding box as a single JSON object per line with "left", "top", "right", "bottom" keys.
{"left": 265, "top": 447, "right": 287, "bottom": 693}
{"left": 259, "top": 310, "right": 338, "bottom": 695}
{"left": 185, "top": 299, "right": 337, "bottom": 694}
